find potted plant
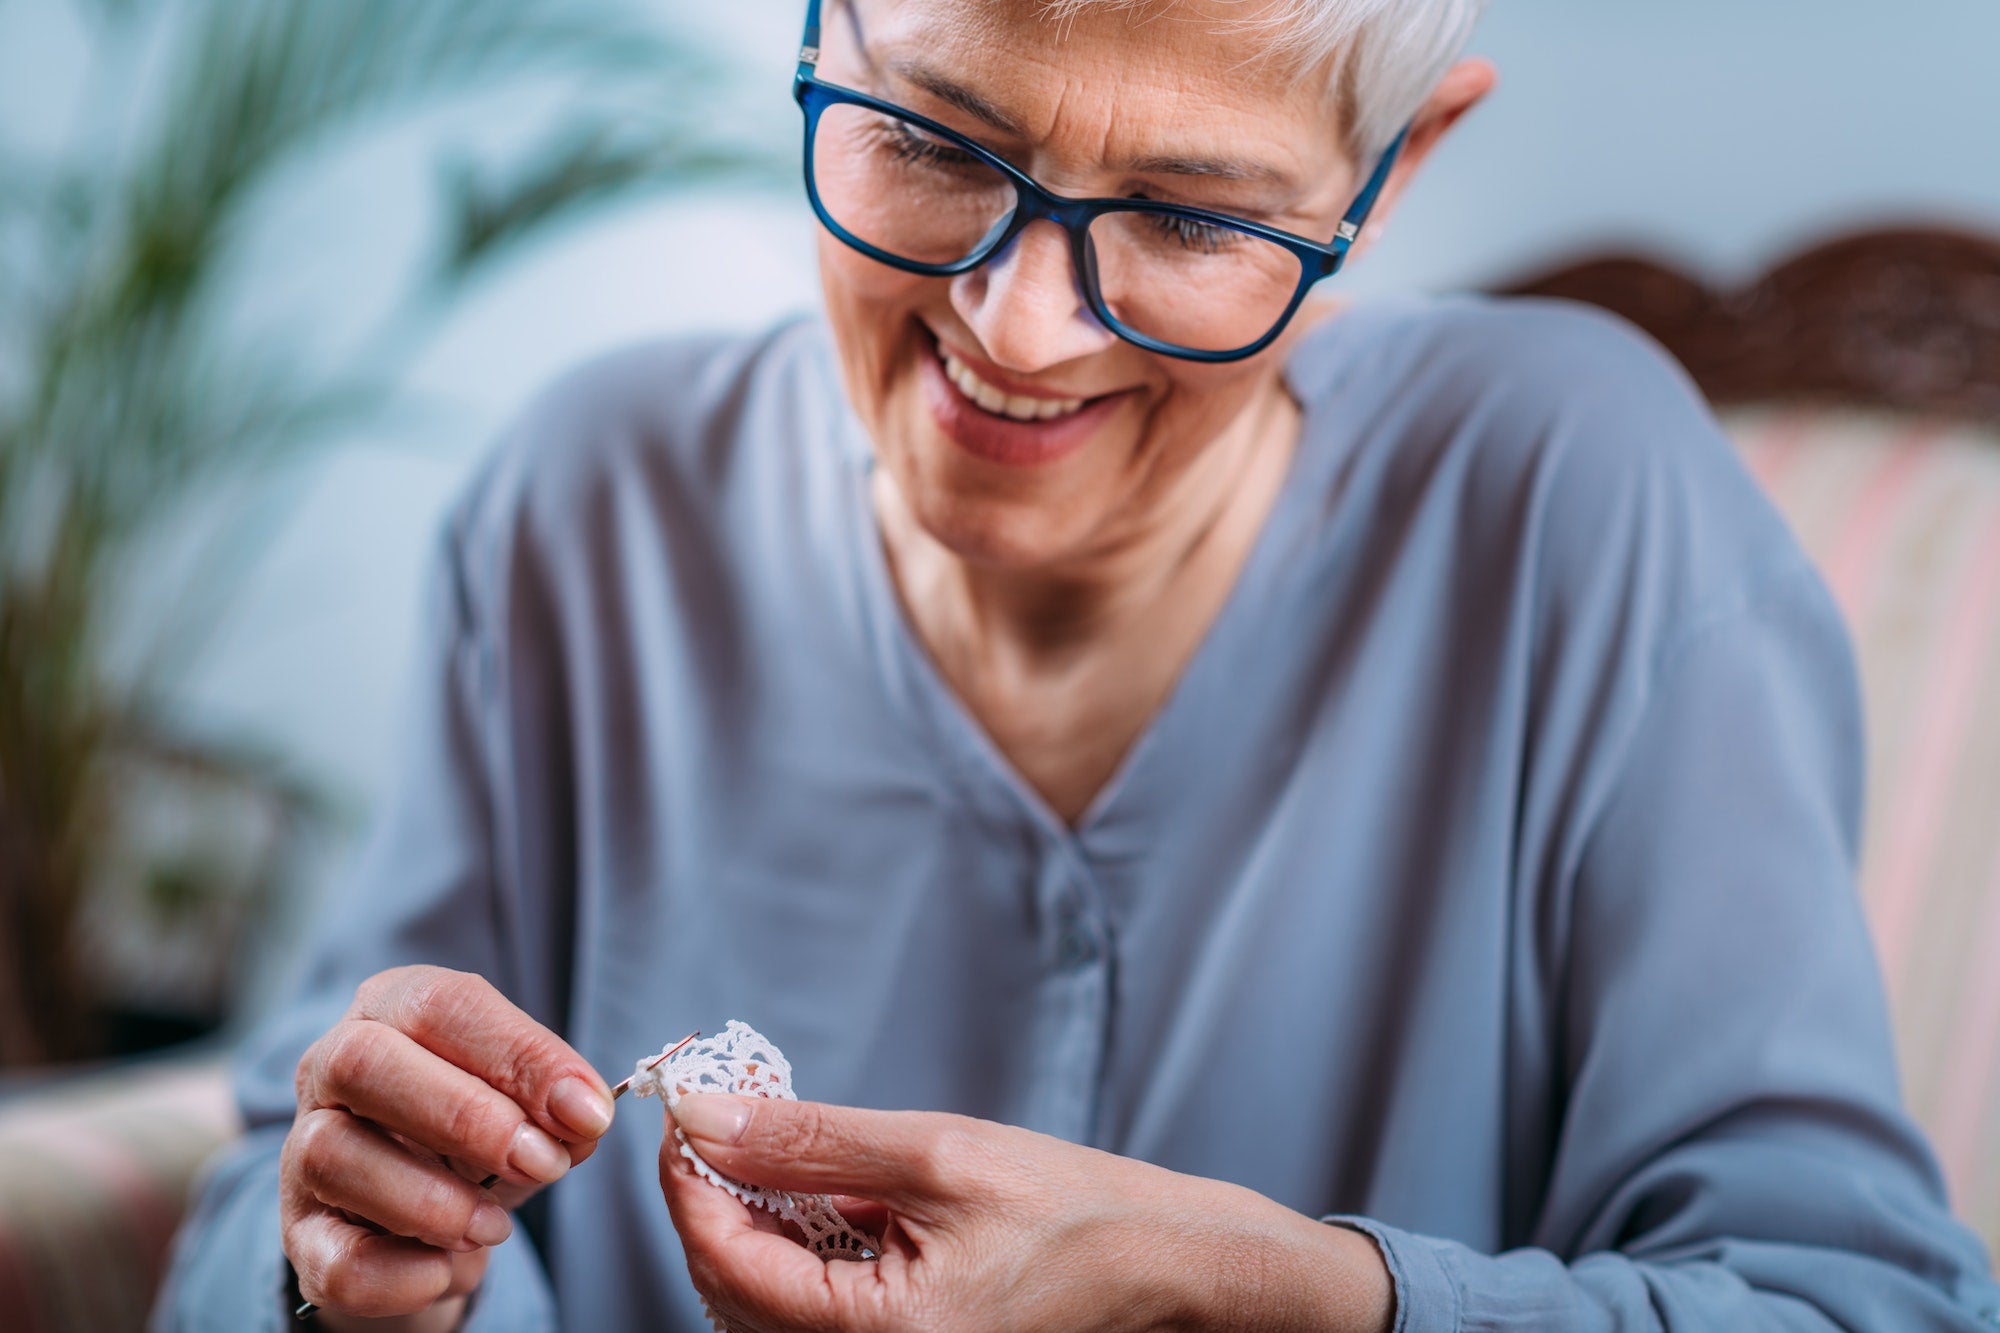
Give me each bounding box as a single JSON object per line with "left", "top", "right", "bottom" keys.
{"left": 0, "top": 0, "right": 780, "bottom": 1066}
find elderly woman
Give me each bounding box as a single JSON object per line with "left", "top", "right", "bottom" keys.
{"left": 160, "top": 0, "right": 2000, "bottom": 1329}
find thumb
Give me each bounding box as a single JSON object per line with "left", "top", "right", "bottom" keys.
{"left": 672, "top": 1095, "right": 965, "bottom": 1210}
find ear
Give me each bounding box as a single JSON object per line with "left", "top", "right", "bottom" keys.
{"left": 1352, "top": 57, "right": 1497, "bottom": 252}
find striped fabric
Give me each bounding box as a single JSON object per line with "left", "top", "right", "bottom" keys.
{"left": 1729, "top": 406, "right": 2000, "bottom": 1254}
{"left": 0, "top": 1059, "right": 237, "bottom": 1333}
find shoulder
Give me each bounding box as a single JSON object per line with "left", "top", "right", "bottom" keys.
{"left": 1302, "top": 293, "right": 1725, "bottom": 490}
{"left": 1301, "top": 291, "right": 1681, "bottom": 389}
{"left": 440, "top": 317, "right": 837, "bottom": 608}
{"left": 1300, "top": 303, "right": 1865, "bottom": 938}
{"left": 1302, "top": 294, "right": 1819, "bottom": 632}
{"left": 463, "top": 317, "right": 829, "bottom": 530}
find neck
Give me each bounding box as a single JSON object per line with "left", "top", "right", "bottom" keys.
{"left": 877, "top": 375, "right": 1302, "bottom": 684}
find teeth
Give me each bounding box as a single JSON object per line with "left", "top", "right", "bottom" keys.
{"left": 940, "top": 349, "right": 1084, "bottom": 422}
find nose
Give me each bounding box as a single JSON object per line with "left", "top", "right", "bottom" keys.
{"left": 949, "top": 219, "right": 1118, "bottom": 374}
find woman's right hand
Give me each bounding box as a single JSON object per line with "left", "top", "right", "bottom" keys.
{"left": 280, "top": 965, "right": 615, "bottom": 1329}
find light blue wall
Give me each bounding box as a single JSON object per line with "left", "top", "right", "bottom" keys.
{"left": 1369, "top": 0, "right": 2000, "bottom": 293}
{"left": 6, "top": 1, "right": 1998, "bottom": 897}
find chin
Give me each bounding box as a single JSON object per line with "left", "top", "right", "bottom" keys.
{"left": 886, "top": 454, "right": 1101, "bottom": 572}
{"left": 853, "top": 344, "right": 1114, "bottom": 572}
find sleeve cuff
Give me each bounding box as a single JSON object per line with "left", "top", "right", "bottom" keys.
{"left": 149, "top": 1129, "right": 292, "bottom": 1333}
{"left": 1322, "top": 1215, "right": 1463, "bottom": 1333}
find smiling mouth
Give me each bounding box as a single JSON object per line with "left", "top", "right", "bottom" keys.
{"left": 935, "top": 345, "right": 1091, "bottom": 422}
{"left": 918, "top": 335, "right": 1130, "bottom": 468}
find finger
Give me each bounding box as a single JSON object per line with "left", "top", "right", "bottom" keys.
{"left": 441, "top": 1248, "right": 492, "bottom": 1301}
{"left": 827, "top": 1195, "right": 894, "bottom": 1238}
{"left": 290, "top": 1109, "right": 513, "bottom": 1252}
{"left": 661, "top": 1132, "right": 849, "bottom": 1333}
{"left": 672, "top": 1095, "right": 990, "bottom": 1213}
{"left": 301, "top": 1020, "right": 581, "bottom": 1186}
{"left": 285, "top": 1206, "right": 462, "bottom": 1320}
{"left": 349, "top": 966, "right": 614, "bottom": 1143}
{"left": 436, "top": 1150, "right": 550, "bottom": 1212}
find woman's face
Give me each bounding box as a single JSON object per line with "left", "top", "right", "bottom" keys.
{"left": 814, "top": 0, "right": 1360, "bottom": 572}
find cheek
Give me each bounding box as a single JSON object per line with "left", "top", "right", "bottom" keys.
{"left": 818, "top": 232, "right": 934, "bottom": 323}
{"left": 1143, "top": 364, "right": 1273, "bottom": 459}
{"left": 816, "top": 233, "right": 943, "bottom": 416}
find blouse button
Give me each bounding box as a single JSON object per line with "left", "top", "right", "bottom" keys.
{"left": 1057, "top": 929, "right": 1099, "bottom": 968}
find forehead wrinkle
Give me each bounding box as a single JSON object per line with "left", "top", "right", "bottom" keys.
{"left": 886, "top": 58, "right": 1029, "bottom": 136}
{"left": 1000, "top": 54, "right": 1293, "bottom": 188}
{"left": 852, "top": 0, "right": 1334, "bottom": 201}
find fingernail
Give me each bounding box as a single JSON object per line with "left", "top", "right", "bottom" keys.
{"left": 550, "top": 1077, "right": 614, "bottom": 1138}
{"left": 509, "top": 1123, "right": 571, "bottom": 1183}
{"left": 467, "top": 1200, "right": 512, "bottom": 1249}
{"left": 673, "top": 1094, "right": 750, "bottom": 1145}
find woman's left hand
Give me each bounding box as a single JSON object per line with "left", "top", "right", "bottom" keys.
{"left": 658, "top": 1094, "right": 1394, "bottom": 1333}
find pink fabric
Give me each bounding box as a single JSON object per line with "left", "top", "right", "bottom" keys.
{"left": 0, "top": 1062, "right": 237, "bottom": 1333}
{"left": 1820, "top": 424, "right": 1939, "bottom": 621}
{"left": 1740, "top": 409, "right": 1814, "bottom": 493}
{"left": 1936, "top": 845, "right": 2000, "bottom": 1212}
{"left": 1723, "top": 407, "right": 2000, "bottom": 1253}
{"left": 1868, "top": 514, "right": 2000, "bottom": 991}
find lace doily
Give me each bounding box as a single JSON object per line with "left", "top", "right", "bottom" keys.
{"left": 633, "top": 1021, "right": 879, "bottom": 1265}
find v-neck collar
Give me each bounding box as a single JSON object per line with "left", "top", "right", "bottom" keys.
{"left": 829, "top": 310, "right": 1380, "bottom": 861}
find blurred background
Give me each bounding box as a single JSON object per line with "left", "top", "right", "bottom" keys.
{"left": 5, "top": 0, "right": 2000, "bottom": 1078}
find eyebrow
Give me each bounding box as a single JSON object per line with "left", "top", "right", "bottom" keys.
{"left": 883, "top": 60, "right": 1295, "bottom": 193}
{"left": 887, "top": 60, "right": 1028, "bottom": 136}
{"left": 1127, "top": 152, "right": 1290, "bottom": 185}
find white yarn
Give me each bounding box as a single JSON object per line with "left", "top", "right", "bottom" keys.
{"left": 634, "top": 1022, "right": 880, "bottom": 1266}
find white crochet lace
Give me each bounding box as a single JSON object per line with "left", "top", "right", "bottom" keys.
{"left": 632, "top": 1021, "right": 880, "bottom": 1268}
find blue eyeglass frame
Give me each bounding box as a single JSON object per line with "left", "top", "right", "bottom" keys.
{"left": 792, "top": 0, "right": 1406, "bottom": 363}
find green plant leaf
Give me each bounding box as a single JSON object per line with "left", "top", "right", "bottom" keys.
{"left": 2, "top": 0, "right": 776, "bottom": 1065}
{"left": 431, "top": 118, "right": 791, "bottom": 294}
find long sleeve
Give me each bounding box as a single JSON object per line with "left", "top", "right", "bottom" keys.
{"left": 1331, "top": 564, "right": 2000, "bottom": 1331}
{"left": 141, "top": 307, "right": 2000, "bottom": 1331}
{"left": 151, "top": 506, "right": 562, "bottom": 1332}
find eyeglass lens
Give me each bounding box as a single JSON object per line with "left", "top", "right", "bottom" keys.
{"left": 811, "top": 101, "right": 1307, "bottom": 356}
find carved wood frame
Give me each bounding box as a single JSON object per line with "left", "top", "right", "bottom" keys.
{"left": 1491, "top": 226, "right": 2000, "bottom": 423}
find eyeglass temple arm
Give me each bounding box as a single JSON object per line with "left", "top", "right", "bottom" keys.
{"left": 799, "top": 0, "right": 824, "bottom": 74}
{"left": 1333, "top": 126, "right": 1409, "bottom": 249}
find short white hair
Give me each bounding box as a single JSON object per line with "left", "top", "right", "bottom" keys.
{"left": 1038, "top": 0, "right": 1487, "bottom": 164}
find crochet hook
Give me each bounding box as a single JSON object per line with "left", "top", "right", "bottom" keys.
{"left": 473, "top": 1029, "right": 701, "bottom": 1190}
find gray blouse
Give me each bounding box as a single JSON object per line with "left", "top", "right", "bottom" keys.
{"left": 157, "top": 298, "right": 2000, "bottom": 1330}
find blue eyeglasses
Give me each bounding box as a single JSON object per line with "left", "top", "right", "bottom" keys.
{"left": 792, "top": 0, "right": 1405, "bottom": 363}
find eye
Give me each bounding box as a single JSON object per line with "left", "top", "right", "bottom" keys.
{"left": 880, "top": 118, "right": 985, "bottom": 171}
{"left": 1146, "top": 211, "right": 1242, "bottom": 255}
